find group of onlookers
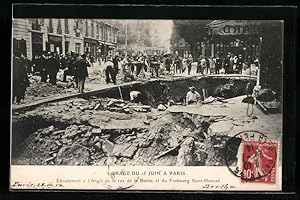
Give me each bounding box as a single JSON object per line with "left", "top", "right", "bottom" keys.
{"left": 171, "top": 52, "right": 256, "bottom": 76}
{"left": 13, "top": 51, "right": 92, "bottom": 104}
{"left": 12, "top": 49, "right": 259, "bottom": 104}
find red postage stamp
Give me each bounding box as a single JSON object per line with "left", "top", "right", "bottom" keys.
{"left": 242, "top": 141, "right": 278, "bottom": 183}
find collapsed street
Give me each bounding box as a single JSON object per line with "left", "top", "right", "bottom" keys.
{"left": 11, "top": 75, "right": 282, "bottom": 167}
{"left": 11, "top": 19, "right": 283, "bottom": 170}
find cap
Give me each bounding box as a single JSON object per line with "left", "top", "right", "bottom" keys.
{"left": 189, "top": 86, "right": 196, "bottom": 90}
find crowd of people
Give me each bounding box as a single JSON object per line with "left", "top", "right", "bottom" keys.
{"left": 13, "top": 51, "right": 92, "bottom": 104}
{"left": 116, "top": 51, "right": 259, "bottom": 79}
{"left": 172, "top": 52, "right": 259, "bottom": 76}
{"left": 12, "top": 49, "right": 259, "bottom": 105}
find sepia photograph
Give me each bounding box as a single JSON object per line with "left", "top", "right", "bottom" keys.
{"left": 10, "top": 14, "right": 286, "bottom": 190}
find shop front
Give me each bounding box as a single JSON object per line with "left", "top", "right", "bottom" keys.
{"left": 105, "top": 42, "right": 117, "bottom": 57}
{"left": 13, "top": 38, "right": 27, "bottom": 57}
{"left": 84, "top": 38, "right": 98, "bottom": 59}
{"left": 206, "top": 20, "right": 263, "bottom": 61}
{"left": 47, "top": 34, "right": 63, "bottom": 54}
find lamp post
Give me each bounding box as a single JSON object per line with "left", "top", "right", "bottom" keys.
{"left": 257, "top": 36, "right": 263, "bottom": 86}
{"left": 125, "top": 19, "right": 128, "bottom": 57}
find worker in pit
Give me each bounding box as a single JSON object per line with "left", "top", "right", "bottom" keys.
{"left": 130, "top": 90, "right": 142, "bottom": 104}
{"left": 186, "top": 86, "right": 201, "bottom": 105}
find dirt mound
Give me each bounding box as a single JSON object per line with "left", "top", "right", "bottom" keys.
{"left": 87, "top": 69, "right": 124, "bottom": 84}
{"left": 26, "top": 82, "right": 75, "bottom": 99}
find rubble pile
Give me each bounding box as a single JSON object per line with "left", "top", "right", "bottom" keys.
{"left": 87, "top": 69, "right": 124, "bottom": 84}
{"left": 214, "top": 83, "right": 239, "bottom": 99}
{"left": 13, "top": 104, "right": 240, "bottom": 166}
{"left": 87, "top": 69, "right": 106, "bottom": 84}
{"left": 26, "top": 82, "right": 75, "bottom": 100}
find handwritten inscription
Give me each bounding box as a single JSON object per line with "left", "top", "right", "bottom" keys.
{"left": 12, "top": 181, "right": 64, "bottom": 189}
{"left": 11, "top": 169, "right": 236, "bottom": 191}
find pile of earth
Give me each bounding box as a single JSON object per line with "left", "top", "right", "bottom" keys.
{"left": 87, "top": 69, "right": 124, "bottom": 85}
{"left": 25, "top": 81, "right": 76, "bottom": 101}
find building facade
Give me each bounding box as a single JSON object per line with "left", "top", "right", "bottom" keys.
{"left": 12, "top": 18, "right": 118, "bottom": 59}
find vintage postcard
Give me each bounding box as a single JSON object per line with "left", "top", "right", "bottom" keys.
{"left": 10, "top": 9, "right": 284, "bottom": 191}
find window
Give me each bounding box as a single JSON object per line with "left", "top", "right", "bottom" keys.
{"left": 57, "top": 19, "right": 62, "bottom": 34}
{"left": 65, "top": 41, "right": 69, "bottom": 54}
{"left": 85, "top": 21, "right": 88, "bottom": 37}
{"left": 75, "top": 20, "right": 80, "bottom": 37}
{"left": 48, "top": 19, "right": 53, "bottom": 33}
{"left": 91, "top": 23, "right": 94, "bottom": 38}
{"left": 101, "top": 26, "right": 104, "bottom": 40}
{"left": 31, "top": 19, "right": 41, "bottom": 31}
{"left": 104, "top": 26, "right": 107, "bottom": 41}
{"left": 64, "top": 19, "right": 69, "bottom": 34}
{"left": 108, "top": 27, "right": 111, "bottom": 42}
{"left": 96, "top": 24, "right": 99, "bottom": 39}
{"left": 75, "top": 43, "right": 81, "bottom": 54}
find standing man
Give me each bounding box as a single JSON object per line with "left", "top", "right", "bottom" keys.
{"left": 89, "top": 56, "right": 94, "bottom": 67}
{"left": 13, "top": 52, "right": 30, "bottom": 104}
{"left": 182, "top": 56, "right": 187, "bottom": 73}
{"left": 200, "top": 56, "right": 207, "bottom": 75}
{"left": 150, "top": 55, "right": 160, "bottom": 78}
{"left": 215, "top": 54, "right": 222, "bottom": 74}
{"left": 39, "top": 51, "right": 48, "bottom": 82}
{"left": 223, "top": 54, "right": 231, "bottom": 74}
{"left": 237, "top": 54, "right": 243, "bottom": 74}
{"left": 174, "top": 56, "right": 182, "bottom": 74}
{"left": 61, "top": 54, "right": 70, "bottom": 82}
{"left": 187, "top": 54, "right": 193, "bottom": 75}
{"left": 209, "top": 56, "right": 216, "bottom": 75}
{"left": 164, "top": 56, "right": 172, "bottom": 73}
{"left": 113, "top": 55, "right": 120, "bottom": 76}
{"left": 136, "top": 53, "right": 145, "bottom": 76}
{"left": 229, "top": 54, "right": 234, "bottom": 74}
{"left": 47, "top": 52, "right": 60, "bottom": 84}
{"left": 196, "top": 56, "right": 202, "bottom": 74}
{"left": 74, "top": 54, "right": 90, "bottom": 93}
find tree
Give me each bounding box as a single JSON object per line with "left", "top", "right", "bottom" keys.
{"left": 172, "top": 20, "right": 213, "bottom": 57}
{"left": 259, "top": 21, "right": 283, "bottom": 97}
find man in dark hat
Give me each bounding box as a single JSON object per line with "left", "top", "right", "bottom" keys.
{"left": 237, "top": 54, "right": 243, "bottom": 74}
{"left": 223, "top": 54, "right": 231, "bottom": 74}
{"left": 13, "top": 51, "right": 30, "bottom": 104}
{"left": 47, "top": 52, "right": 60, "bottom": 84}
{"left": 74, "top": 54, "right": 90, "bottom": 93}
{"left": 112, "top": 55, "right": 120, "bottom": 76}
{"left": 150, "top": 55, "right": 160, "bottom": 78}
{"left": 39, "top": 51, "right": 48, "bottom": 82}
{"left": 164, "top": 56, "right": 172, "bottom": 73}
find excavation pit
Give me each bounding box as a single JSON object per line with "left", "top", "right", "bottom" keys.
{"left": 12, "top": 76, "right": 256, "bottom": 166}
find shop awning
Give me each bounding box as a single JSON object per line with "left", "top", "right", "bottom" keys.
{"left": 207, "top": 20, "right": 263, "bottom": 36}
{"left": 104, "top": 41, "right": 117, "bottom": 46}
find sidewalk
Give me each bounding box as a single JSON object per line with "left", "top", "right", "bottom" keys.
{"left": 12, "top": 60, "right": 257, "bottom": 112}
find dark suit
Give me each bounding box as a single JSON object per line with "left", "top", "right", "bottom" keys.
{"left": 74, "top": 58, "right": 90, "bottom": 93}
